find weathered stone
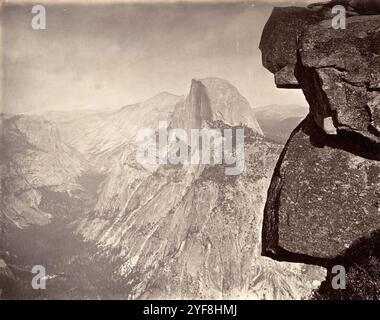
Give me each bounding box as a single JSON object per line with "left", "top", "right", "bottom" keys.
{"left": 259, "top": 7, "right": 324, "bottom": 89}
{"left": 260, "top": 2, "right": 380, "bottom": 262}
{"left": 262, "top": 115, "right": 380, "bottom": 261}
{"left": 309, "top": 0, "right": 380, "bottom": 15}
{"left": 274, "top": 64, "right": 300, "bottom": 89}
{"left": 339, "top": 0, "right": 380, "bottom": 13}
{"left": 296, "top": 15, "right": 380, "bottom": 143}
{"left": 261, "top": 6, "right": 380, "bottom": 142}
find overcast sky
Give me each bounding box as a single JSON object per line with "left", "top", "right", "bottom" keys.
{"left": 2, "top": 1, "right": 311, "bottom": 114}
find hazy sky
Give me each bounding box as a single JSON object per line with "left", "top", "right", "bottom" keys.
{"left": 2, "top": 1, "right": 310, "bottom": 114}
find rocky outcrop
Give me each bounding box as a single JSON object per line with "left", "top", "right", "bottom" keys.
{"left": 326, "top": 0, "right": 380, "bottom": 14}
{"left": 260, "top": 2, "right": 380, "bottom": 263}
{"left": 263, "top": 115, "right": 380, "bottom": 261}
{"left": 259, "top": 6, "right": 324, "bottom": 89}
{"left": 296, "top": 15, "right": 380, "bottom": 143}
{"left": 260, "top": 3, "right": 380, "bottom": 142}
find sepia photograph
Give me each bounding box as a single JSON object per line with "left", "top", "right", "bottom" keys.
{"left": 0, "top": 0, "right": 379, "bottom": 311}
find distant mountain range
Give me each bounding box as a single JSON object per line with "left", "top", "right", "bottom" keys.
{"left": 0, "top": 78, "right": 324, "bottom": 299}
{"left": 253, "top": 104, "right": 309, "bottom": 144}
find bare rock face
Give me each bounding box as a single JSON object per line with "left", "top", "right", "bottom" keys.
{"left": 172, "top": 78, "right": 263, "bottom": 135}
{"left": 296, "top": 15, "right": 380, "bottom": 143}
{"left": 259, "top": 7, "right": 324, "bottom": 89}
{"left": 332, "top": 0, "right": 380, "bottom": 14}
{"left": 261, "top": 3, "right": 380, "bottom": 142}
{"left": 263, "top": 115, "right": 380, "bottom": 261}
{"left": 260, "top": 2, "right": 380, "bottom": 262}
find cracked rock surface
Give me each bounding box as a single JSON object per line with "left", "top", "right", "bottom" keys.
{"left": 296, "top": 15, "right": 380, "bottom": 143}
{"left": 263, "top": 115, "right": 380, "bottom": 261}
{"left": 260, "top": 1, "right": 380, "bottom": 262}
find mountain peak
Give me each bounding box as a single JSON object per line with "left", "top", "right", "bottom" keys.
{"left": 144, "top": 91, "right": 182, "bottom": 105}
{"left": 173, "top": 77, "right": 263, "bottom": 134}
{"left": 194, "top": 77, "right": 237, "bottom": 88}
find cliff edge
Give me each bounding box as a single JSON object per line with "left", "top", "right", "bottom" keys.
{"left": 260, "top": 1, "right": 380, "bottom": 269}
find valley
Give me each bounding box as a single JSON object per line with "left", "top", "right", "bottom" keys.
{"left": 0, "top": 78, "right": 325, "bottom": 299}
